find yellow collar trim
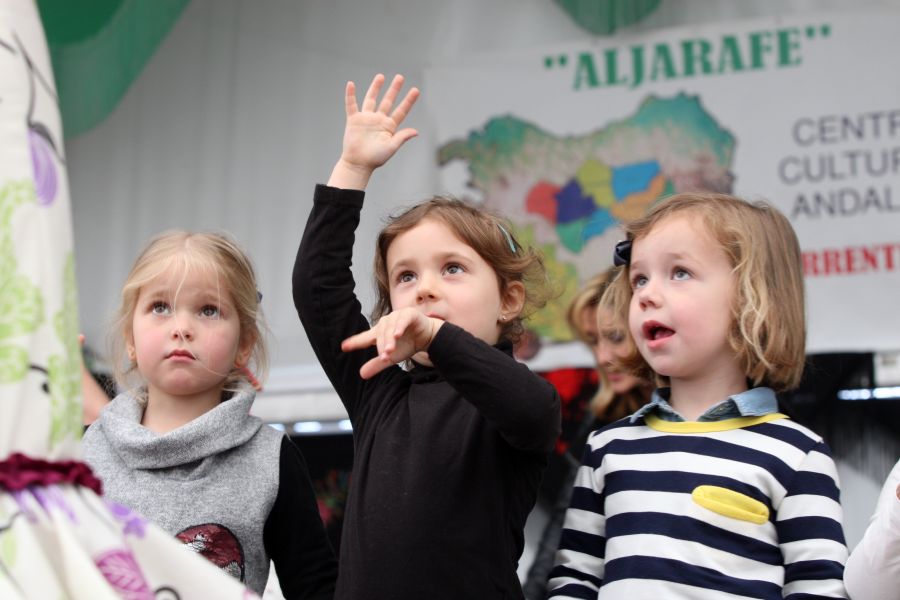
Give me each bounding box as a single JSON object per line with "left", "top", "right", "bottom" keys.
{"left": 644, "top": 412, "right": 788, "bottom": 433}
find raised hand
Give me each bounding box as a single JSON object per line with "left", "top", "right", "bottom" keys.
{"left": 328, "top": 73, "right": 420, "bottom": 190}
{"left": 341, "top": 307, "right": 442, "bottom": 379}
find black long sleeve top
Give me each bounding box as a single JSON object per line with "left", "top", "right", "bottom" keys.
{"left": 293, "top": 184, "right": 561, "bottom": 599}
{"left": 267, "top": 437, "right": 338, "bottom": 599}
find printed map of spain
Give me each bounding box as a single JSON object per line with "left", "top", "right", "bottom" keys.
{"left": 438, "top": 94, "right": 735, "bottom": 341}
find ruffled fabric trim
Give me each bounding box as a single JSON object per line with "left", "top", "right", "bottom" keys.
{"left": 0, "top": 452, "right": 103, "bottom": 495}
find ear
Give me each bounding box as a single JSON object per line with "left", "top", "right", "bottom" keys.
{"left": 234, "top": 334, "right": 255, "bottom": 369}
{"left": 124, "top": 330, "right": 136, "bottom": 361}
{"left": 500, "top": 281, "right": 526, "bottom": 321}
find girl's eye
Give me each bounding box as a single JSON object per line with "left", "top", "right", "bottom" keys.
{"left": 605, "top": 330, "right": 626, "bottom": 344}
{"left": 151, "top": 301, "right": 171, "bottom": 315}
{"left": 672, "top": 268, "right": 691, "bottom": 281}
{"left": 444, "top": 263, "right": 464, "bottom": 275}
{"left": 397, "top": 271, "right": 416, "bottom": 284}
{"left": 200, "top": 305, "right": 220, "bottom": 318}
{"left": 631, "top": 274, "right": 648, "bottom": 289}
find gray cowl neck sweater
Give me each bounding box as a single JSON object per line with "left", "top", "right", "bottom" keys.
{"left": 84, "top": 389, "right": 282, "bottom": 595}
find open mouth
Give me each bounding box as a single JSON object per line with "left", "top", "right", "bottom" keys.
{"left": 642, "top": 321, "right": 674, "bottom": 341}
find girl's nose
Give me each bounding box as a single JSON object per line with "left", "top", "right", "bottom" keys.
{"left": 416, "top": 273, "right": 439, "bottom": 302}
{"left": 636, "top": 280, "right": 660, "bottom": 310}
{"left": 595, "top": 342, "right": 613, "bottom": 367}
{"left": 170, "top": 319, "right": 193, "bottom": 341}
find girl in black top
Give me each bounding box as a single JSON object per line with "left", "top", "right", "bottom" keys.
{"left": 294, "top": 73, "right": 560, "bottom": 599}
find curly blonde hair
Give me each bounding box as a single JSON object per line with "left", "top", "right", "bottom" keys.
{"left": 604, "top": 193, "right": 806, "bottom": 391}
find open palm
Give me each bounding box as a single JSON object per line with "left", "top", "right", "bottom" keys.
{"left": 340, "top": 74, "right": 420, "bottom": 171}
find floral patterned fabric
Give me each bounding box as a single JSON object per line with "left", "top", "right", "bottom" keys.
{"left": 0, "top": 2, "right": 256, "bottom": 597}
{"left": 1, "top": 485, "right": 258, "bottom": 600}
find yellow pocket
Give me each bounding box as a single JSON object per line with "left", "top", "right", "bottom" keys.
{"left": 691, "top": 485, "right": 770, "bottom": 525}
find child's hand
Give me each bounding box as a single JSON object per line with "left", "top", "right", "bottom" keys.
{"left": 79, "top": 334, "right": 111, "bottom": 425}
{"left": 341, "top": 308, "right": 442, "bottom": 379}
{"left": 328, "top": 73, "right": 420, "bottom": 190}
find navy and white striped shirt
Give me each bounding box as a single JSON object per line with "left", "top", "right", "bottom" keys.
{"left": 548, "top": 388, "right": 847, "bottom": 599}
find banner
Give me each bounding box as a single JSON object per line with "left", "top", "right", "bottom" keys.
{"left": 425, "top": 9, "right": 900, "bottom": 363}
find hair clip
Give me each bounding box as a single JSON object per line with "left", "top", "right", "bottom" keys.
{"left": 498, "top": 224, "right": 517, "bottom": 253}
{"left": 257, "top": 290, "right": 263, "bottom": 303}
{"left": 613, "top": 240, "right": 631, "bottom": 266}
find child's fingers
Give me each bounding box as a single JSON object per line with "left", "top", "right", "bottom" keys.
{"left": 344, "top": 80, "right": 359, "bottom": 116}
{"left": 386, "top": 311, "right": 412, "bottom": 347}
{"left": 341, "top": 329, "right": 376, "bottom": 352}
{"left": 361, "top": 73, "right": 385, "bottom": 112}
{"left": 378, "top": 324, "right": 396, "bottom": 359}
{"left": 390, "top": 128, "right": 419, "bottom": 152}
{"left": 359, "top": 355, "right": 392, "bottom": 380}
{"left": 373, "top": 311, "right": 409, "bottom": 360}
{"left": 390, "top": 87, "right": 420, "bottom": 124}
{"left": 377, "top": 74, "right": 404, "bottom": 114}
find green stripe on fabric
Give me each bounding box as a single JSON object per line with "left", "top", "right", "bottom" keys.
{"left": 37, "top": 0, "right": 190, "bottom": 138}
{"left": 555, "top": 0, "right": 660, "bottom": 35}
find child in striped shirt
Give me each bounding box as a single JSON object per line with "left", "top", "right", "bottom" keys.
{"left": 548, "top": 193, "right": 847, "bottom": 599}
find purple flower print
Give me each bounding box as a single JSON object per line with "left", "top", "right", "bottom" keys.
{"left": 28, "top": 126, "right": 57, "bottom": 205}
{"left": 11, "top": 486, "right": 76, "bottom": 523}
{"left": 106, "top": 500, "right": 148, "bottom": 539}
{"left": 95, "top": 548, "right": 154, "bottom": 599}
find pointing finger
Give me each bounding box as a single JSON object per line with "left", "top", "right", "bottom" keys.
{"left": 359, "top": 355, "right": 392, "bottom": 380}
{"left": 341, "top": 329, "right": 376, "bottom": 353}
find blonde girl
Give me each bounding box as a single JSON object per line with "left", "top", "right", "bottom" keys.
{"left": 84, "top": 231, "right": 336, "bottom": 599}
{"left": 549, "top": 193, "right": 847, "bottom": 598}
{"left": 294, "top": 74, "right": 560, "bottom": 600}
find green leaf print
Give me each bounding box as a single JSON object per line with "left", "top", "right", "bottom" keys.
{"left": 48, "top": 253, "right": 83, "bottom": 445}
{"left": 0, "top": 181, "right": 34, "bottom": 229}
{"left": 0, "top": 531, "right": 17, "bottom": 569}
{"left": 0, "top": 183, "right": 42, "bottom": 386}
{"left": 0, "top": 527, "right": 17, "bottom": 569}
{"left": 0, "top": 345, "right": 29, "bottom": 383}
{"left": 0, "top": 274, "right": 43, "bottom": 339}
{"left": 0, "top": 502, "right": 18, "bottom": 568}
